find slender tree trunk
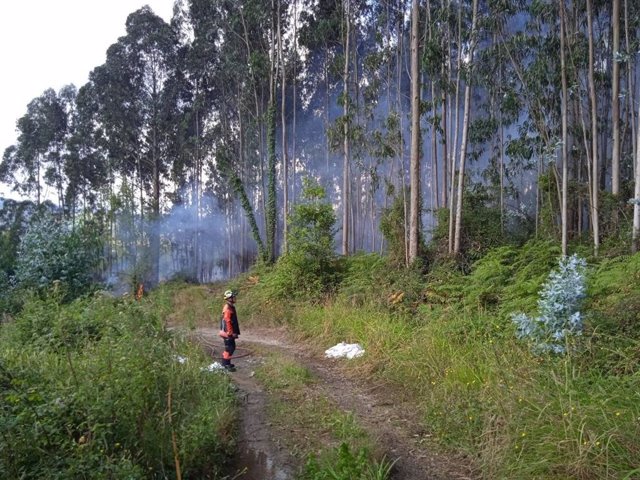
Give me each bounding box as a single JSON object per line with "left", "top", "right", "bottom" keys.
{"left": 625, "top": 0, "right": 637, "bottom": 162}
{"left": 427, "top": 0, "right": 438, "bottom": 210}
{"left": 448, "top": 0, "right": 462, "bottom": 254}
{"left": 292, "top": 0, "right": 298, "bottom": 208}
{"left": 342, "top": 0, "right": 351, "bottom": 256}
{"left": 560, "top": 0, "right": 569, "bottom": 256}
{"left": 397, "top": 0, "right": 409, "bottom": 265}
{"left": 36, "top": 155, "right": 41, "bottom": 206}
{"left": 266, "top": 0, "right": 278, "bottom": 263}
{"left": 633, "top": 97, "right": 640, "bottom": 252}
{"left": 612, "top": 0, "right": 621, "bottom": 196}
{"left": 587, "top": 0, "right": 600, "bottom": 257}
{"left": 278, "top": 0, "right": 288, "bottom": 254}
{"left": 409, "top": 0, "right": 421, "bottom": 263}
{"left": 453, "top": 0, "right": 478, "bottom": 255}
{"left": 441, "top": 82, "right": 448, "bottom": 209}
{"left": 325, "top": 43, "right": 331, "bottom": 175}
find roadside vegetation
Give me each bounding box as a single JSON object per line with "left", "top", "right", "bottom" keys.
{"left": 214, "top": 182, "right": 640, "bottom": 479}
{"left": 235, "top": 240, "right": 640, "bottom": 479}
{"left": 0, "top": 286, "right": 237, "bottom": 479}
{"left": 2, "top": 179, "right": 640, "bottom": 479}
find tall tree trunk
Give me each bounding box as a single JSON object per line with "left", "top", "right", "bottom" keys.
{"left": 292, "top": 0, "right": 298, "bottom": 210}
{"left": 587, "top": 0, "right": 600, "bottom": 257}
{"left": 633, "top": 97, "right": 640, "bottom": 252}
{"left": 448, "top": 0, "right": 462, "bottom": 254}
{"left": 342, "top": 0, "right": 351, "bottom": 256}
{"left": 397, "top": 0, "right": 409, "bottom": 265}
{"left": 427, "top": 0, "right": 438, "bottom": 210}
{"left": 409, "top": 0, "right": 421, "bottom": 264}
{"left": 266, "top": 0, "right": 278, "bottom": 263}
{"left": 278, "top": 0, "right": 288, "bottom": 254}
{"left": 559, "top": 0, "right": 569, "bottom": 256}
{"left": 453, "top": 0, "right": 478, "bottom": 255}
{"left": 625, "top": 0, "right": 637, "bottom": 162}
{"left": 325, "top": 42, "right": 331, "bottom": 175}
{"left": 441, "top": 80, "right": 448, "bottom": 209}
{"left": 612, "top": 0, "right": 621, "bottom": 197}
{"left": 36, "top": 155, "right": 41, "bottom": 206}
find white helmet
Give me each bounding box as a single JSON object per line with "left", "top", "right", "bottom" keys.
{"left": 223, "top": 290, "right": 235, "bottom": 300}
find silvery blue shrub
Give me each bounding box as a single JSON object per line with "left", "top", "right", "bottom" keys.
{"left": 511, "top": 254, "right": 587, "bottom": 354}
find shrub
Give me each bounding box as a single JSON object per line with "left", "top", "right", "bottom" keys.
{"left": 265, "top": 178, "right": 338, "bottom": 300}
{"left": 15, "top": 212, "right": 102, "bottom": 301}
{"left": 0, "top": 293, "right": 236, "bottom": 479}
{"left": 511, "top": 254, "right": 587, "bottom": 354}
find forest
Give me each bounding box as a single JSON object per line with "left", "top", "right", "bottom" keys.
{"left": 1, "top": 0, "right": 640, "bottom": 479}
{"left": 1, "top": 0, "right": 639, "bottom": 287}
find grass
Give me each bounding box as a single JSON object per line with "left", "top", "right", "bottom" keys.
{"left": 160, "top": 244, "right": 640, "bottom": 479}
{"left": 251, "top": 349, "right": 391, "bottom": 479}
{"left": 232, "top": 247, "right": 640, "bottom": 479}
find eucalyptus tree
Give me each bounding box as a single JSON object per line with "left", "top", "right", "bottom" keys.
{"left": 586, "top": 0, "right": 599, "bottom": 257}
{"left": 559, "top": 0, "right": 569, "bottom": 256}
{"left": 341, "top": 0, "right": 352, "bottom": 256}
{"left": 452, "top": 0, "right": 479, "bottom": 255}
{"left": 63, "top": 83, "right": 110, "bottom": 220}
{"left": 634, "top": 101, "right": 640, "bottom": 253}
{"left": 91, "top": 6, "right": 179, "bottom": 285}
{"left": 298, "top": 0, "right": 343, "bottom": 177}
{"left": 611, "top": 0, "right": 621, "bottom": 198}
{"left": 1, "top": 89, "right": 68, "bottom": 206}
{"left": 408, "top": 0, "right": 421, "bottom": 264}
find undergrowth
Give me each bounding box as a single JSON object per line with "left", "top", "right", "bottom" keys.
{"left": 238, "top": 240, "right": 640, "bottom": 479}
{"left": 0, "top": 286, "right": 237, "bottom": 479}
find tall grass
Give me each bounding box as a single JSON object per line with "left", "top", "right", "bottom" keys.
{"left": 238, "top": 242, "right": 640, "bottom": 478}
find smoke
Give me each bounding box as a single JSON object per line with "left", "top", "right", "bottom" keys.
{"left": 105, "top": 188, "right": 256, "bottom": 294}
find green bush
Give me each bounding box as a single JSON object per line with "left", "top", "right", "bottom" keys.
{"left": 14, "top": 212, "right": 102, "bottom": 302}
{"left": 244, "top": 238, "right": 640, "bottom": 478}
{"left": 260, "top": 178, "right": 339, "bottom": 300}
{"left": 0, "top": 292, "right": 236, "bottom": 479}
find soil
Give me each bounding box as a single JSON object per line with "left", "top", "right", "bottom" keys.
{"left": 195, "top": 327, "right": 476, "bottom": 480}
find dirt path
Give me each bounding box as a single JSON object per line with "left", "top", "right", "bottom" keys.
{"left": 196, "top": 327, "right": 475, "bottom": 480}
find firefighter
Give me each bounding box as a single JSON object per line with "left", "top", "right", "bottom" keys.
{"left": 219, "top": 290, "right": 240, "bottom": 371}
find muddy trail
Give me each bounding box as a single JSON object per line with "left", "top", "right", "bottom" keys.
{"left": 195, "top": 327, "right": 475, "bottom": 480}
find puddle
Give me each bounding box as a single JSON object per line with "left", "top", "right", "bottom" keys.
{"left": 232, "top": 446, "right": 291, "bottom": 480}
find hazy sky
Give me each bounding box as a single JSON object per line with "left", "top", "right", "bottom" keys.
{"left": 0, "top": 0, "right": 174, "bottom": 198}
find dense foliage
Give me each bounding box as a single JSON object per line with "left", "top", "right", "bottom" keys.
{"left": 15, "top": 212, "right": 102, "bottom": 301}
{"left": 256, "top": 178, "right": 339, "bottom": 299}
{"left": 1, "top": 0, "right": 640, "bottom": 477}
{"left": 0, "top": 287, "right": 236, "bottom": 479}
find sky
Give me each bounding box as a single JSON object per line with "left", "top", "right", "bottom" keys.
{"left": 0, "top": 0, "right": 175, "bottom": 199}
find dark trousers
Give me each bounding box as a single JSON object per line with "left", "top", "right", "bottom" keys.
{"left": 222, "top": 338, "right": 236, "bottom": 365}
